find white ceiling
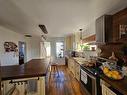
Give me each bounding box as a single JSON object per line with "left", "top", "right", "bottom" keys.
{"left": 0, "top": 0, "right": 127, "bottom": 37}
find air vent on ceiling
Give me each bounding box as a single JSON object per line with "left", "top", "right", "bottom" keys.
{"left": 25, "top": 35, "right": 32, "bottom": 37}
{"left": 39, "top": 24, "right": 48, "bottom": 34}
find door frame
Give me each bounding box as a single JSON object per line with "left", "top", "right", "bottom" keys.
{"left": 18, "top": 41, "right": 26, "bottom": 64}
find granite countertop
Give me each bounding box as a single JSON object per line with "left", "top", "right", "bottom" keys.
{"left": 72, "top": 57, "right": 89, "bottom": 65}
{"left": 100, "top": 74, "right": 127, "bottom": 95}
{"left": 1, "top": 58, "right": 50, "bottom": 80}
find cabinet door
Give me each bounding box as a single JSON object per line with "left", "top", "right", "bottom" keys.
{"left": 68, "top": 59, "right": 75, "bottom": 76}
{"left": 102, "top": 84, "right": 107, "bottom": 95}
{"left": 96, "top": 15, "right": 112, "bottom": 43}
{"left": 96, "top": 16, "right": 105, "bottom": 43}
{"left": 75, "top": 63, "right": 80, "bottom": 81}
{"left": 68, "top": 59, "right": 72, "bottom": 71}
{"left": 71, "top": 61, "right": 75, "bottom": 76}
{"left": 106, "top": 88, "right": 117, "bottom": 95}
{"left": 102, "top": 84, "right": 117, "bottom": 95}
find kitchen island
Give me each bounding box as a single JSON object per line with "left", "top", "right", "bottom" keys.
{"left": 1, "top": 58, "right": 50, "bottom": 95}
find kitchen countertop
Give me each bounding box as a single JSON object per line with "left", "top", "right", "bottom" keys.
{"left": 71, "top": 57, "right": 127, "bottom": 95}
{"left": 72, "top": 57, "right": 89, "bottom": 65}
{"left": 100, "top": 74, "right": 127, "bottom": 95}
{"left": 1, "top": 58, "right": 50, "bottom": 80}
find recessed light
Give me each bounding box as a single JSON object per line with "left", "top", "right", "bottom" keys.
{"left": 25, "top": 35, "right": 32, "bottom": 37}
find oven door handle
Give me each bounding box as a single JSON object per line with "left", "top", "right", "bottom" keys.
{"left": 87, "top": 72, "right": 96, "bottom": 80}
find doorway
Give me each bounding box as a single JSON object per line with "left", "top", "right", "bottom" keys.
{"left": 55, "top": 42, "right": 65, "bottom": 65}
{"left": 18, "top": 41, "right": 26, "bottom": 65}
{"left": 56, "top": 42, "right": 64, "bottom": 58}
{"left": 44, "top": 42, "right": 51, "bottom": 57}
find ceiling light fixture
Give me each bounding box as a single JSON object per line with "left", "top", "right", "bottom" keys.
{"left": 25, "top": 35, "right": 32, "bottom": 37}
{"left": 39, "top": 24, "right": 48, "bottom": 34}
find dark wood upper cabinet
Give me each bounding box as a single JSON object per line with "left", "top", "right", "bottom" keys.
{"left": 112, "top": 8, "right": 127, "bottom": 42}
{"left": 82, "top": 34, "right": 96, "bottom": 43}
{"left": 96, "top": 15, "right": 113, "bottom": 43}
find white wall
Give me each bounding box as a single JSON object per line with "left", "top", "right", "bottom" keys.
{"left": 25, "top": 37, "right": 41, "bottom": 61}
{"left": 83, "top": 51, "right": 97, "bottom": 59}
{"left": 0, "top": 26, "right": 41, "bottom": 66}
{"left": 82, "top": 20, "right": 96, "bottom": 39}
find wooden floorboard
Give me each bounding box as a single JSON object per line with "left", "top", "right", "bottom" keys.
{"left": 46, "top": 65, "right": 87, "bottom": 95}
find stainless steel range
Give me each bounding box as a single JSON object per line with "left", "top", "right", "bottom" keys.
{"left": 80, "top": 57, "right": 105, "bottom": 95}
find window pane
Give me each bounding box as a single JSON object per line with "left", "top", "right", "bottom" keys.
{"left": 44, "top": 42, "right": 51, "bottom": 57}
{"left": 56, "top": 42, "right": 64, "bottom": 58}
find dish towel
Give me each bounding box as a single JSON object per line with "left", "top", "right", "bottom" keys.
{"left": 27, "top": 80, "right": 37, "bottom": 93}
{"left": 81, "top": 70, "right": 88, "bottom": 84}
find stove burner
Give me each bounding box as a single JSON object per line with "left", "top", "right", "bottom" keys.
{"left": 81, "top": 64, "right": 103, "bottom": 76}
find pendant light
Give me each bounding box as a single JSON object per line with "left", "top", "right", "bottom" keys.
{"left": 79, "top": 29, "right": 83, "bottom": 44}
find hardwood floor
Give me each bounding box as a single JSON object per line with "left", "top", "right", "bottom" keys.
{"left": 46, "top": 65, "right": 86, "bottom": 95}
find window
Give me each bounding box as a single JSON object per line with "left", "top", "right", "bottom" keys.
{"left": 56, "top": 42, "right": 64, "bottom": 58}
{"left": 44, "top": 42, "right": 51, "bottom": 57}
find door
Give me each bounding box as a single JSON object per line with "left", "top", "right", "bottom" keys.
{"left": 18, "top": 42, "right": 26, "bottom": 65}
{"left": 55, "top": 42, "right": 65, "bottom": 65}
{"left": 44, "top": 42, "right": 51, "bottom": 57}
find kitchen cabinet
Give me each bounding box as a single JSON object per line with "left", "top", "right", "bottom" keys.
{"left": 68, "top": 58, "right": 80, "bottom": 81}
{"left": 96, "top": 15, "right": 112, "bottom": 43}
{"left": 65, "top": 32, "right": 81, "bottom": 50}
{"left": 75, "top": 63, "right": 80, "bottom": 81}
{"left": 65, "top": 34, "right": 74, "bottom": 50}
{"left": 82, "top": 34, "right": 96, "bottom": 43}
{"left": 1, "top": 77, "right": 45, "bottom": 95}
{"left": 102, "top": 84, "right": 116, "bottom": 95}
{"left": 112, "top": 7, "right": 127, "bottom": 41}
{"left": 101, "top": 80, "right": 117, "bottom": 95}
{"left": 68, "top": 58, "right": 75, "bottom": 76}
{"left": 74, "top": 32, "right": 81, "bottom": 50}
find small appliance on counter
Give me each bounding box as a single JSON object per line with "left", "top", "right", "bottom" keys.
{"left": 71, "top": 51, "right": 80, "bottom": 57}
{"left": 71, "top": 51, "right": 76, "bottom": 57}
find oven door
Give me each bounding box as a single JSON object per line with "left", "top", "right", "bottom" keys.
{"left": 80, "top": 69, "right": 97, "bottom": 95}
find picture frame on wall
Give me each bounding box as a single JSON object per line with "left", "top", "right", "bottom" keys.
{"left": 119, "top": 24, "right": 127, "bottom": 39}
